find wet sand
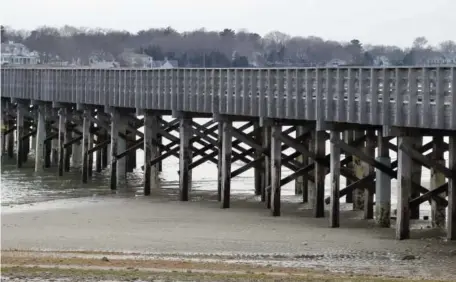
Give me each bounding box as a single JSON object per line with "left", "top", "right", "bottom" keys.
{"left": 2, "top": 192, "right": 456, "bottom": 281}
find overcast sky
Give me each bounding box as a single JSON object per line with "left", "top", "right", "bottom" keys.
{"left": 2, "top": 0, "right": 454, "bottom": 47}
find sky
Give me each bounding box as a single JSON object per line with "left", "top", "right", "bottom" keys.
{"left": 1, "top": 0, "right": 455, "bottom": 47}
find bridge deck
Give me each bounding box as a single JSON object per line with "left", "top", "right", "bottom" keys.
{"left": 1, "top": 66, "right": 455, "bottom": 131}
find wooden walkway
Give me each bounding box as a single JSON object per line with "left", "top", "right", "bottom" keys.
{"left": 1, "top": 66, "right": 456, "bottom": 241}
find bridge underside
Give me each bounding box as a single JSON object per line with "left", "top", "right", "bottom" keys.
{"left": 1, "top": 97, "right": 455, "bottom": 241}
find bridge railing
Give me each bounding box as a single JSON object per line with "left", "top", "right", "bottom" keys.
{"left": 1, "top": 66, "right": 455, "bottom": 130}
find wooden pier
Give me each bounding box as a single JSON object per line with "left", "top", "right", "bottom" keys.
{"left": 1, "top": 66, "right": 455, "bottom": 240}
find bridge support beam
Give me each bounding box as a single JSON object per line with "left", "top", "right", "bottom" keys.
{"left": 352, "top": 130, "right": 365, "bottom": 211}
{"left": 254, "top": 121, "right": 263, "bottom": 196}
{"left": 81, "top": 109, "right": 90, "bottom": 183}
{"left": 270, "top": 123, "right": 281, "bottom": 216}
{"left": 375, "top": 131, "right": 391, "bottom": 227}
{"left": 410, "top": 136, "right": 423, "bottom": 220}
{"left": 396, "top": 136, "right": 413, "bottom": 240}
{"left": 34, "top": 105, "right": 46, "bottom": 172}
{"left": 7, "top": 119, "right": 15, "bottom": 159}
{"left": 16, "top": 103, "right": 25, "bottom": 168}
{"left": 71, "top": 128, "right": 82, "bottom": 168}
{"left": 221, "top": 120, "right": 232, "bottom": 208}
{"left": 363, "top": 129, "right": 375, "bottom": 220}
{"left": 144, "top": 112, "right": 160, "bottom": 196}
{"left": 344, "top": 130, "right": 354, "bottom": 204}
{"left": 109, "top": 108, "right": 120, "bottom": 190}
{"left": 295, "top": 126, "right": 309, "bottom": 202}
{"left": 313, "top": 130, "right": 326, "bottom": 218}
{"left": 58, "top": 108, "right": 66, "bottom": 176}
{"left": 431, "top": 136, "right": 446, "bottom": 228}
{"left": 179, "top": 116, "right": 193, "bottom": 201}
{"left": 448, "top": 136, "right": 456, "bottom": 240}
{"left": 329, "top": 130, "right": 341, "bottom": 228}
{"left": 87, "top": 124, "right": 94, "bottom": 178}
{"left": 217, "top": 122, "right": 223, "bottom": 202}
{"left": 263, "top": 125, "right": 271, "bottom": 207}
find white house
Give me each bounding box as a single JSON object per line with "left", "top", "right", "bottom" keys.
{"left": 427, "top": 55, "right": 456, "bottom": 65}
{"left": 1, "top": 41, "right": 40, "bottom": 65}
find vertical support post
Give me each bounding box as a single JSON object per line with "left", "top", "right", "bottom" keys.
{"left": 308, "top": 131, "right": 316, "bottom": 207}
{"left": 352, "top": 130, "right": 365, "bottom": 210}
{"left": 144, "top": 112, "right": 159, "bottom": 196}
{"left": 158, "top": 134, "right": 163, "bottom": 172}
{"left": 64, "top": 118, "right": 72, "bottom": 172}
{"left": 44, "top": 119, "right": 51, "bottom": 168}
{"left": 221, "top": 120, "right": 232, "bottom": 208}
{"left": 431, "top": 136, "right": 446, "bottom": 228}
{"left": 254, "top": 121, "right": 263, "bottom": 196}
{"left": 126, "top": 129, "right": 136, "bottom": 173}
{"left": 448, "top": 135, "right": 456, "bottom": 240}
{"left": 344, "top": 130, "right": 353, "bottom": 203}
{"left": 110, "top": 108, "right": 119, "bottom": 190}
{"left": 295, "top": 126, "right": 309, "bottom": 201}
{"left": 376, "top": 131, "right": 391, "bottom": 227}
{"left": 95, "top": 133, "right": 102, "bottom": 173}
{"left": 263, "top": 125, "right": 271, "bottom": 207}
{"left": 410, "top": 136, "right": 422, "bottom": 220}
{"left": 364, "top": 129, "right": 375, "bottom": 219}
{"left": 22, "top": 121, "right": 30, "bottom": 163}
{"left": 81, "top": 109, "right": 90, "bottom": 183}
{"left": 396, "top": 136, "right": 413, "bottom": 240}
{"left": 329, "top": 130, "right": 341, "bottom": 227}
{"left": 7, "top": 119, "right": 14, "bottom": 159}
{"left": 101, "top": 129, "right": 108, "bottom": 169}
{"left": 51, "top": 136, "right": 59, "bottom": 167}
{"left": 16, "top": 104, "right": 24, "bottom": 168}
{"left": 71, "top": 126, "right": 82, "bottom": 168}
{"left": 217, "top": 122, "right": 223, "bottom": 202}
{"left": 35, "top": 105, "right": 45, "bottom": 172}
{"left": 270, "top": 123, "right": 281, "bottom": 216}
{"left": 87, "top": 125, "right": 94, "bottom": 178}
{"left": 58, "top": 108, "right": 66, "bottom": 176}
{"left": 117, "top": 126, "right": 127, "bottom": 185}
{"left": 179, "top": 116, "right": 192, "bottom": 201}
{"left": 314, "top": 130, "right": 326, "bottom": 218}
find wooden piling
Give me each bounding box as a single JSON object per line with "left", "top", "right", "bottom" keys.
{"left": 179, "top": 117, "right": 192, "bottom": 201}
{"left": 270, "top": 124, "right": 281, "bottom": 216}
{"left": 375, "top": 131, "right": 391, "bottom": 227}
{"left": 363, "top": 129, "right": 375, "bottom": 219}
{"left": 44, "top": 119, "right": 51, "bottom": 168}
{"left": 329, "top": 130, "right": 341, "bottom": 227}
{"left": 81, "top": 109, "right": 90, "bottom": 183}
{"left": 221, "top": 120, "right": 232, "bottom": 209}
{"left": 217, "top": 122, "right": 223, "bottom": 202}
{"left": 22, "top": 121, "right": 30, "bottom": 163}
{"left": 144, "top": 112, "right": 159, "bottom": 196}
{"left": 254, "top": 122, "right": 262, "bottom": 196}
{"left": 71, "top": 127, "right": 82, "bottom": 168}
{"left": 431, "top": 136, "right": 446, "bottom": 228}
{"left": 64, "top": 122, "right": 72, "bottom": 172}
{"left": 344, "top": 130, "right": 353, "bottom": 203}
{"left": 314, "top": 130, "right": 326, "bottom": 218}
{"left": 295, "top": 126, "right": 309, "bottom": 202}
{"left": 109, "top": 109, "right": 119, "bottom": 190}
{"left": 352, "top": 130, "right": 365, "bottom": 211}
{"left": 410, "top": 136, "right": 422, "bottom": 220}
{"left": 34, "top": 105, "right": 45, "bottom": 172}
{"left": 117, "top": 125, "right": 127, "bottom": 185}
{"left": 87, "top": 125, "right": 94, "bottom": 177}
{"left": 396, "top": 136, "right": 413, "bottom": 240}
{"left": 7, "top": 119, "right": 14, "bottom": 159}
{"left": 448, "top": 135, "right": 456, "bottom": 240}
{"left": 16, "top": 104, "right": 24, "bottom": 168}
{"left": 263, "top": 125, "right": 271, "bottom": 207}
{"left": 58, "top": 108, "right": 66, "bottom": 176}
{"left": 101, "top": 129, "right": 108, "bottom": 169}
{"left": 95, "top": 133, "right": 102, "bottom": 173}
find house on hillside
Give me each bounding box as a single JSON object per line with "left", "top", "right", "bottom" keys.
{"left": 373, "top": 56, "right": 391, "bottom": 66}
{"left": 89, "top": 51, "right": 119, "bottom": 68}
{"left": 426, "top": 55, "right": 456, "bottom": 65}
{"left": 326, "top": 59, "right": 347, "bottom": 67}
{"left": 118, "top": 50, "right": 154, "bottom": 68}
{"left": 1, "top": 41, "right": 40, "bottom": 65}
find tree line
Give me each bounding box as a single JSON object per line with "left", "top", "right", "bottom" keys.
{"left": 2, "top": 25, "right": 456, "bottom": 67}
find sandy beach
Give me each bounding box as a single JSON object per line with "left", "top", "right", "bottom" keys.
{"left": 2, "top": 192, "right": 456, "bottom": 281}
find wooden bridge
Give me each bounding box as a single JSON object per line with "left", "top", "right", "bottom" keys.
{"left": 1, "top": 66, "right": 455, "bottom": 241}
